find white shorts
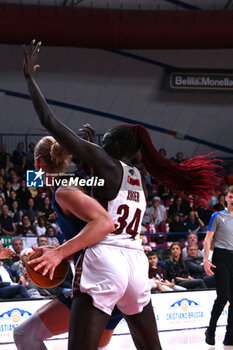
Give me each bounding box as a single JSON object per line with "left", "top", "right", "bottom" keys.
{"left": 76, "top": 243, "right": 151, "bottom": 316}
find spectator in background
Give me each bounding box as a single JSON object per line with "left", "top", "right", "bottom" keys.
{"left": 16, "top": 215, "right": 36, "bottom": 236}
{"left": 158, "top": 148, "right": 167, "bottom": 157}
{"left": 11, "top": 174, "right": 20, "bottom": 192}
{"left": 15, "top": 155, "right": 31, "bottom": 178}
{"left": 0, "top": 168, "right": 7, "bottom": 182}
{"left": 148, "top": 251, "right": 186, "bottom": 292}
{"left": 9, "top": 200, "right": 23, "bottom": 224}
{"left": 0, "top": 144, "right": 9, "bottom": 169}
{"left": 208, "top": 189, "right": 219, "bottom": 208}
{"left": 0, "top": 197, "right": 4, "bottom": 215}
{"left": 182, "top": 232, "right": 204, "bottom": 259}
{"left": 23, "top": 198, "right": 38, "bottom": 224}
{"left": 12, "top": 142, "right": 25, "bottom": 167}
{"left": 5, "top": 154, "right": 13, "bottom": 175}
{"left": 0, "top": 189, "right": 5, "bottom": 203}
{"left": 165, "top": 242, "right": 206, "bottom": 290}
{"left": 47, "top": 211, "right": 59, "bottom": 232}
{"left": 16, "top": 180, "right": 32, "bottom": 210}
{"left": 35, "top": 215, "right": 47, "bottom": 236}
{"left": 143, "top": 245, "right": 152, "bottom": 256}
{"left": 169, "top": 212, "right": 187, "bottom": 242}
{"left": 213, "top": 193, "right": 226, "bottom": 212}
{"left": 11, "top": 238, "right": 24, "bottom": 263}
{"left": 34, "top": 187, "right": 51, "bottom": 210}
{"left": 0, "top": 176, "right": 5, "bottom": 192}
{"left": 197, "top": 205, "right": 213, "bottom": 231}
{"left": 168, "top": 196, "right": 190, "bottom": 222}
{"left": 4, "top": 181, "right": 12, "bottom": 206}
{"left": 148, "top": 251, "right": 167, "bottom": 292}
{"left": 7, "top": 191, "right": 17, "bottom": 210}
{"left": 46, "top": 226, "right": 59, "bottom": 247}
{"left": 143, "top": 196, "right": 167, "bottom": 228}
{"left": 0, "top": 204, "right": 16, "bottom": 236}
{"left": 184, "top": 210, "right": 205, "bottom": 235}
{"left": 26, "top": 142, "right": 35, "bottom": 169}
{"left": 185, "top": 243, "right": 215, "bottom": 288}
{"left": 37, "top": 235, "right": 48, "bottom": 247}
{"left": 0, "top": 260, "right": 30, "bottom": 299}
{"left": 173, "top": 152, "right": 185, "bottom": 164}
{"left": 157, "top": 184, "right": 172, "bottom": 207}
{"left": 39, "top": 196, "right": 54, "bottom": 219}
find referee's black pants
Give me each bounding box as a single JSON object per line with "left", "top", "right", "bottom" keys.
{"left": 208, "top": 248, "right": 233, "bottom": 336}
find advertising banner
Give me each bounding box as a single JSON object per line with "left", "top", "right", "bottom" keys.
{"left": 114, "top": 290, "right": 228, "bottom": 334}
{"left": 0, "top": 290, "right": 228, "bottom": 342}
{"left": 164, "top": 69, "right": 233, "bottom": 92}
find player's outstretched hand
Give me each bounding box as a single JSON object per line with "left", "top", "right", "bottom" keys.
{"left": 79, "top": 123, "right": 96, "bottom": 143}
{"left": 22, "top": 39, "right": 42, "bottom": 79}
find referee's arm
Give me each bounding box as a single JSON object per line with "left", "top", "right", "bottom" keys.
{"left": 203, "top": 230, "right": 216, "bottom": 276}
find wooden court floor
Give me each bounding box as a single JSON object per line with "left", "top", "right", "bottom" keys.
{"left": 0, "top": 326, "right": 232, "bottom": 350}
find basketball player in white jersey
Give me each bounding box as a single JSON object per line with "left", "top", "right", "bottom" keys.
{"left": 23, "top": 40, "right": 223, "bottom": 350}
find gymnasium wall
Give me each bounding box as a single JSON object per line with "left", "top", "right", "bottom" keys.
{"left": 0, "top": 44, "right": 233, "bottom": 158}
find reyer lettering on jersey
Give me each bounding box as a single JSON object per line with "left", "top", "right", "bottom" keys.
{"left": 127, "top": 190, "right": 140, "bottom": 203}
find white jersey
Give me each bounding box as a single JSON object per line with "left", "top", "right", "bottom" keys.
{"left": 76, "top": 161, "right": 151, "bottom": 316}
{"left": 99, "top": 161, "right": 146, "bottom": 249}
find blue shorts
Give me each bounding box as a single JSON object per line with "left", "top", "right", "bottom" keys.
{"left": 57, "top": 291, "right": 123, "bottom": 330}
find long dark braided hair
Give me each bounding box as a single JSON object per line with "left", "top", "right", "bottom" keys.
{"left": 106, "top": 124, "right": 223, "bottom": 206}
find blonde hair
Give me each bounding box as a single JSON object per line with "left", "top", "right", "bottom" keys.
{"left": 34, "top": 136, "right": 71, "bottom": 172}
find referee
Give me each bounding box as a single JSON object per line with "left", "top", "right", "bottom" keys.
{"left": 204, "top": 186, "right": 233, "bottom": 346}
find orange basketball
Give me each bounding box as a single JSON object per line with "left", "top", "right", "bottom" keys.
{"left": 26, "top": 249, "right": 69, "bottom": 288}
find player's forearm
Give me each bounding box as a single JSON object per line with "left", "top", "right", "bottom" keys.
{"left": 25, "top": 76, "right": 106, "bottom": 167}
{"left": 57, "top": 217, "right": 114, "bottom": 260}
{"left": 25, "top": 76, "right": 64, "bottom": 134}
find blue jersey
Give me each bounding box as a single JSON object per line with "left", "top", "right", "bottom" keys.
{"left": 52, "top": 185, "right": 123, "bottom": 328}
{"left": 51, "top": 186, "right": 86, "bottom": 264}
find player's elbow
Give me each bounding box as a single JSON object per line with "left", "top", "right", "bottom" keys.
{"left": 102, "top": 215, "right": 115, "bottom": 234}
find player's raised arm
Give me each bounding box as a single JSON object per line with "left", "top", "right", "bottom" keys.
{"left": 22, "top": 40, "right": 118, "bottom": 177}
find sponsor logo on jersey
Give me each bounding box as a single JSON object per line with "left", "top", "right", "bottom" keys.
{"left": 127, "top": 176, "right": 140, "bottom": 186}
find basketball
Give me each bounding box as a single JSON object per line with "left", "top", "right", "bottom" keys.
{"left": 26, "top": 249, "right": 69, "bottom": 288}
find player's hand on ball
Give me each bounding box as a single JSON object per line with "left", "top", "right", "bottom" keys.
{"left": 28, "top": 245, "right": 63, "bottom": 280}
{"left": 23, "top": 39, "right": 42, "bottom": 79}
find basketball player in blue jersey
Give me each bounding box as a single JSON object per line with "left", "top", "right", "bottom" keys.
{"left": 22, "top": 40, "right": 223, "bottom": 350}
{"left": 14, "top": 136, "right": 120, "bottom": 350}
